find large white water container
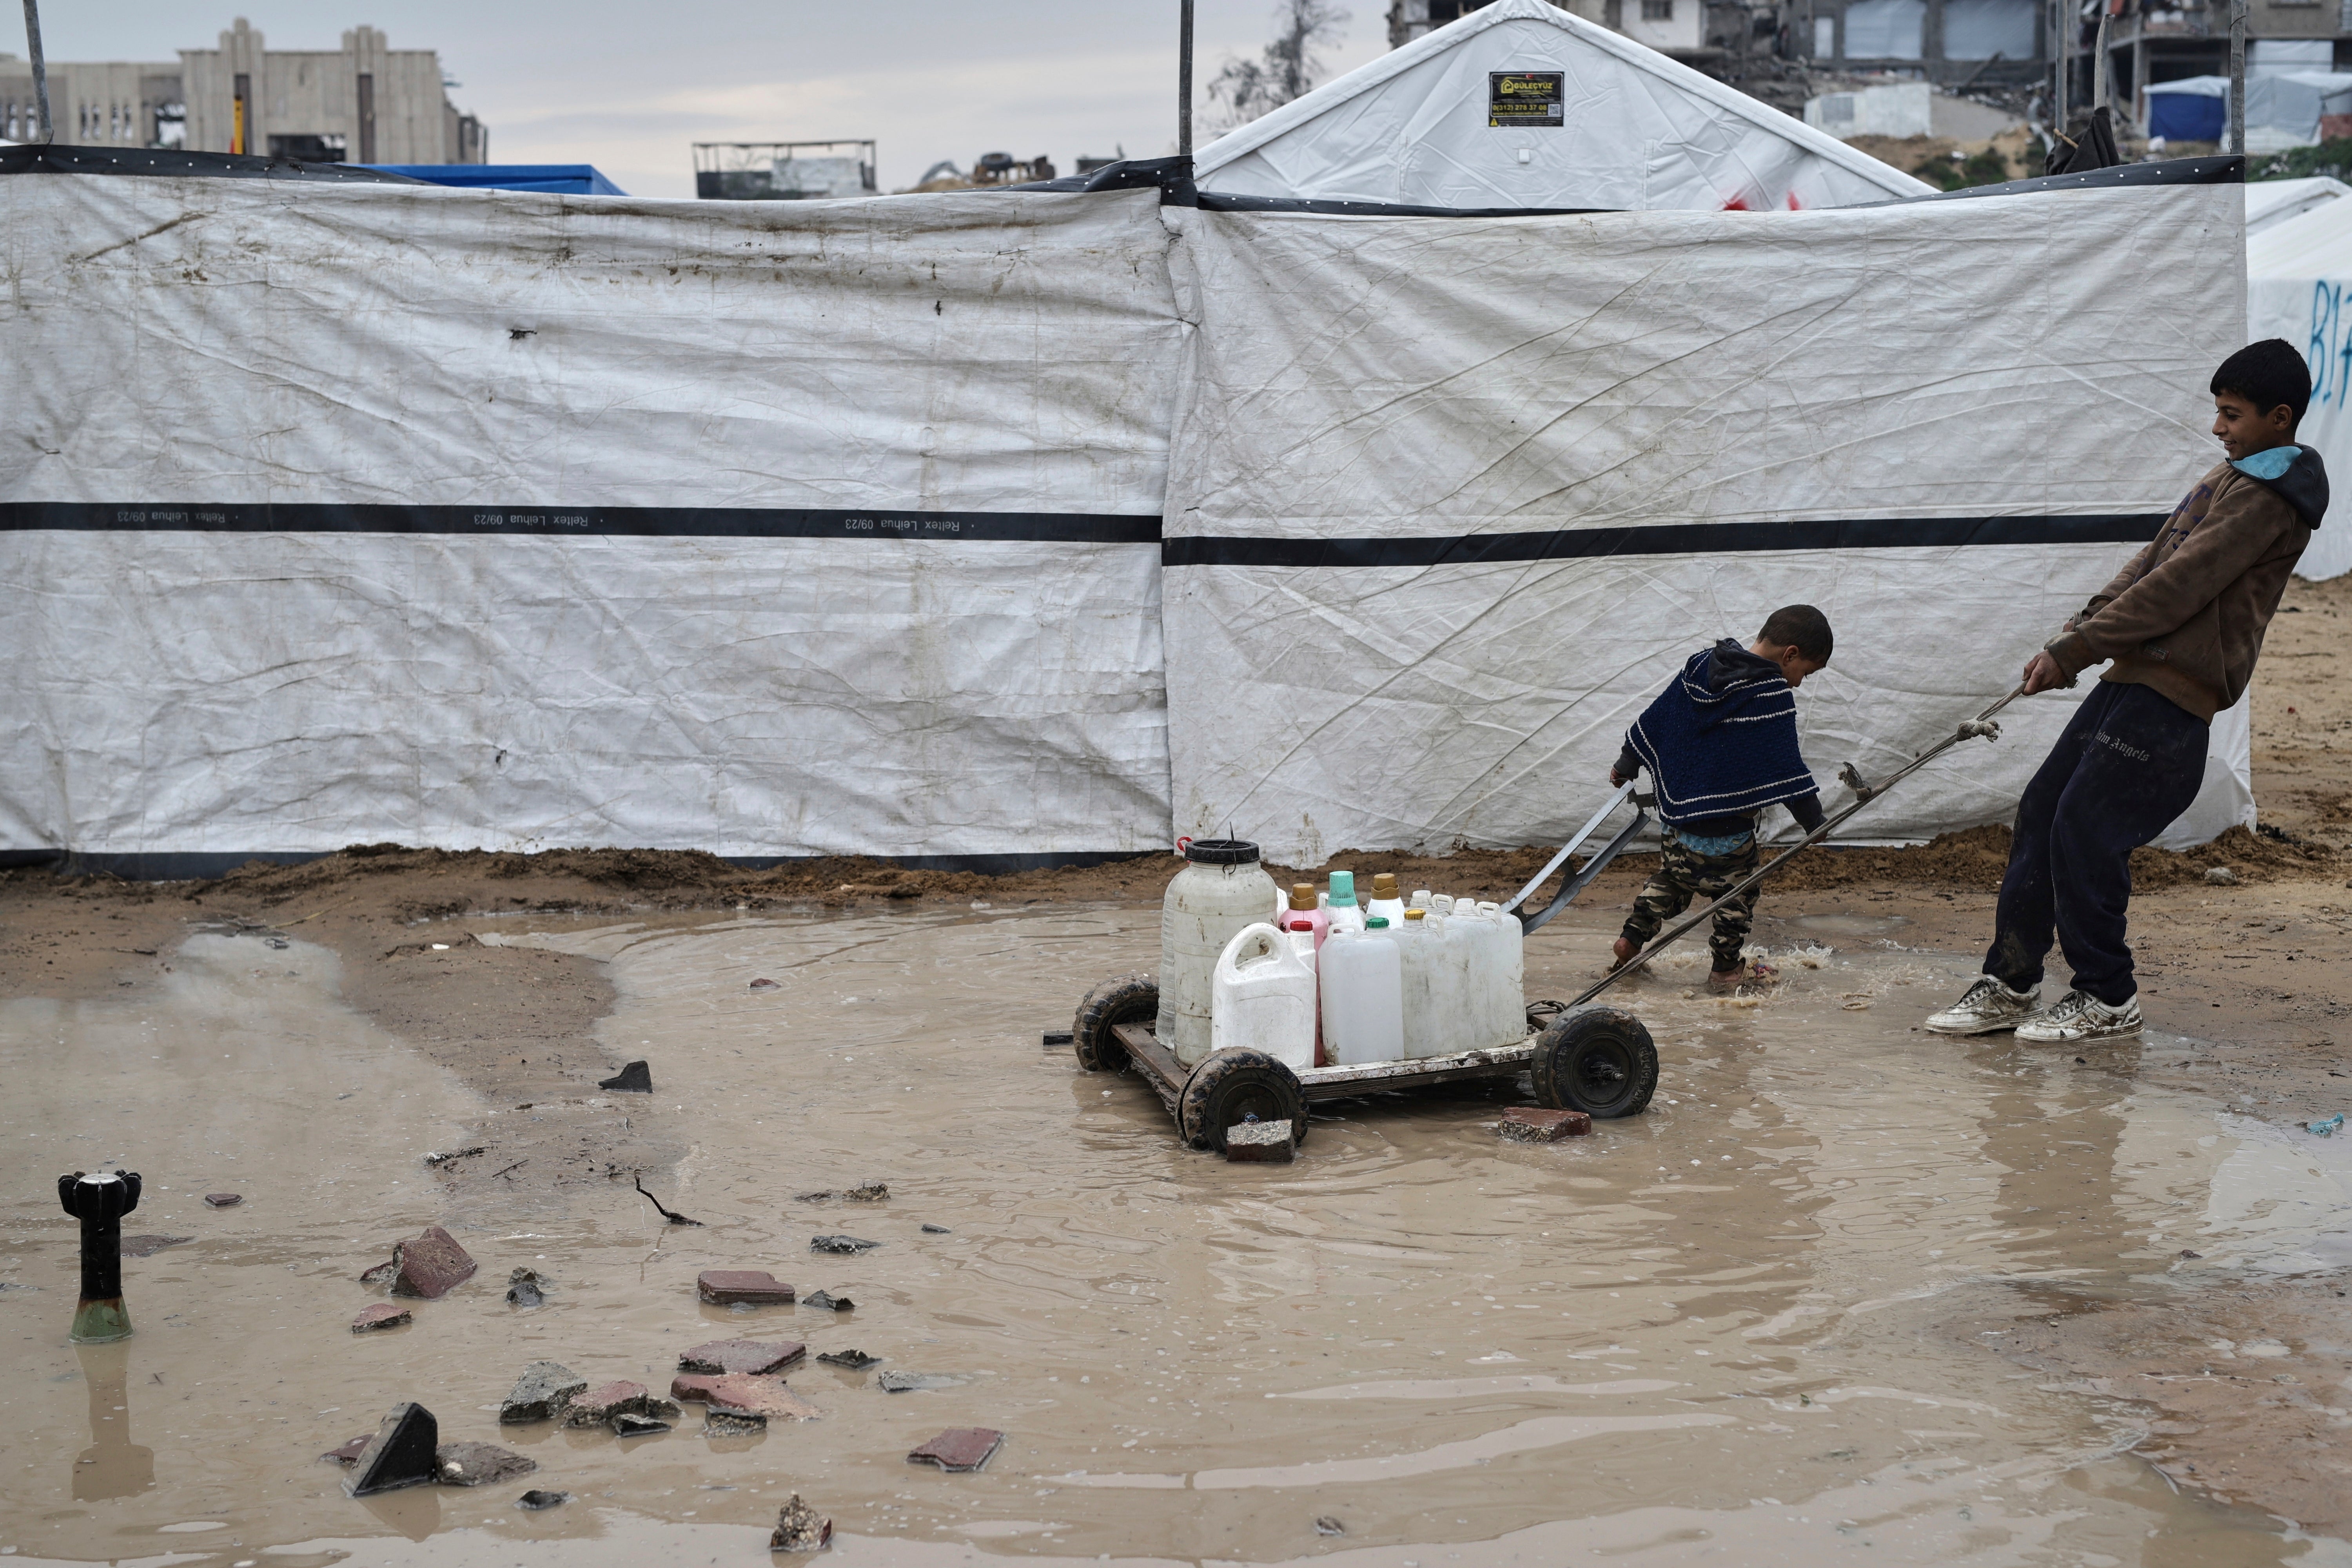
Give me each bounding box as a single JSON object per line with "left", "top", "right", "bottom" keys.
{"left": 1210, "top": 922, "right": 1317, "bottom": 1071}
{"left": 1443, "top": 903, "right": 1525, "bottom": 1051}
{"left": 1157, "top": 840, "right": 1279, "bottom": 1067}
{"left": 1321, "top": 920, "right": 1404, "bottom": 1065}
{"left": 1388, "top": 908, "right": 1456, "bottom": 1058}
{"left": 1486, "top": 904, "right": 1526, "bottom": 1045}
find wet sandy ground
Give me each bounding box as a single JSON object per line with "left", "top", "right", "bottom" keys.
{"left": 5, "top": 905, "right": 2349, "bottom": 1566}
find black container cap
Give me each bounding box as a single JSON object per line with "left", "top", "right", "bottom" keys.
{"left": 1184, "top": 838, "right": 1260, "bottom": 866}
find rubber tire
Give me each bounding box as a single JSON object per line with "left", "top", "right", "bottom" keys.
{"left": 1531, "top": 1006, "right": 1659, "bottom": 1120}
{"left": 1177, "top": 1048, "right": 1308, "bottom": 1153}
{"left": 1072, "top": 973, "right": 1157, "bottom": 1073}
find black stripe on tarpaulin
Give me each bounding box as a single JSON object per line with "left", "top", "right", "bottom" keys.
{"left": 0, "top": 501, "right": 1161, "bottom": 544}
{"left": 1162, "top": 512, "right": 2168, "bottom": 567}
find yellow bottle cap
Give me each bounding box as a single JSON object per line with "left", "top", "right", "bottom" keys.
{"left": 1290, "top": 883, "right": 1318, "bottom": 910}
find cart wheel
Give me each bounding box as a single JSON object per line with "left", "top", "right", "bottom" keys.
{"left": 1072, "top": 973, "right": 1157, "bottom": 1073}
{"left": 1532, "top": 1007, "right": 1658, "bottom": 1120}
{"left": 1177, "top": 1048, "right": 1308, "bottom": 1153}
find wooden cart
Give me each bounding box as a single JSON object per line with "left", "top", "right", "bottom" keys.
{"left": 1069, "top": 975, "right": 1657, "bottom": 1153}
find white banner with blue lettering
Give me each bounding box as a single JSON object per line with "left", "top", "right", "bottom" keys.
{"left": 1161, "top": 185, "right": 2253, "bottom": 862}
{"left": 2252, "top": 190, "right": 2352, "bottom": 581}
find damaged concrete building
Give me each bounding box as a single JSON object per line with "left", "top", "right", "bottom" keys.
{"left": 0, "top": 17, "right": 485, "bottom": 163}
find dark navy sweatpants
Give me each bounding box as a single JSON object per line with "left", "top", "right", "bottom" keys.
{"left": 1984, "top": 681, "right": 2210, "bottom": 1006}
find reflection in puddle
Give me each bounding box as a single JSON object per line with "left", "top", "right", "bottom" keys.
{"left": 0, "top": 910, "right": 2334, "bottom": 1565}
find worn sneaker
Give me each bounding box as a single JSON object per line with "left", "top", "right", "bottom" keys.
{"left": 2014, "top": 990, "right": 2141, "bottom": 1044}
{"left": 1924, "top": 975, "right": 2042, "bottom": 1036}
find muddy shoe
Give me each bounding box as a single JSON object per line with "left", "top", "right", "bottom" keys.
{"left": 1924, "top": 975, "right": 2041, "bottom": 1036}
{"left": 1609, "top": 937, "right": 1641, "bottom": 972}
{"left": 2014, "top": 990, "right": 2141, "bottom": 1044}
{"left": 1705, "top": 965, "right": 1746, "bottom": 992}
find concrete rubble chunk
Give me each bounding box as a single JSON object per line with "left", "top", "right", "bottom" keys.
{"left": 599, "top": 1060, "right": 653, "bottom": 1092}
{"left": 769, "top": 1493, "right": 833, "bottom": 1553}
{"left": 679, "top": 1338, "right": 806, "bottom": 1376}
{"left": 704, "top": 1410, "right": 765, "bottom": 1437}
{"left": 436, "top": 1441, "right": 537, "bottom": 1486}
{"left": 367, "top": 1224, "right": 477, "bottom": 1299}
{"left": 809, "top": 1234, "right": 877, "bottom": 1255}
{"left": 803, "top": 1290, "right": 854, "bottom": 1312}
{"left": 1498, "top": 1108, "right": 1592, "bottom": 1143}
{"left": 344, "top": 1402, "right": 441, "bottom": 1497}
{"left": 816, "top": 1349, "right": 879, "bottom": 1370}
{"left": 920, "top": 1223, "right": 951, "bottom": 1234}
{"left": 500, "top": 1360, "right": 588, "bottom": 1424}
{"left": 517, "top": 1488, "right": 569, "bottom": 1510}
{"left": 506, "top": 1267, "right": 547, "bottom": 1308}
{"left": 1225, "top": 1120, "right": 1294, "bottom": 1162}
{"left": 907, "top": 1427, "right": 1004, "bottom": 1472}
{"left": 613, "top": 1411, "right": 672, "bottom": 1437}
{"left": 203, "top": 1192, "right": 242, "bottom": 1207}
{"left": 702, "top": 1374, "right": 822, "bottom": 1423}
{"left": 749, "top": 978, "right": 780, "bottom": 990}
{"left": 352, "top": 1303, "right": 412, "bottom": 1332}
{"left": 698, "top": 1269, "right": 795, "bottom": 1305}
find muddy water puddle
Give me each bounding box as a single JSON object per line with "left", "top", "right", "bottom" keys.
{"left": 2, "top": 909, "right": 2347, "bottom": 1566}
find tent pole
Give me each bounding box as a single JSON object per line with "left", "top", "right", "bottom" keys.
{"left": 2228, "top": 0, "right": 2246, "bottom": 156}
{"left": 2091, "top": 2, "right": 2109, "bottom": 113}
{"left": 2054, "top": 0, "right": 2068, "bottom": 131}
{"left": 22, "top": 0, "right": 51, "bottom": 144}
{"left": 1176, "top": 0, "right": 1195, "bottom": 157}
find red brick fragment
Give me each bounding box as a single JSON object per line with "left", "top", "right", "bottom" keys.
{"left": 351, "top": 1303, "right": 411, "bottom": 1332}
{"left": 1498, "top": 1107, "right": 1591, "bottom": 1143}
{"left": 702, "top": 1374, "right": 820, "bottom": 1423}
{"left": 203, "top": 1192, "right": 242, "bottom": 1207}
{"left": 679, "top": 1338, "right": 805, "bottom": 1376}
{"left": 696, "top": 1269, "right": 794, "bottom": 1306}
{"left": 909, "top": 1426, "right": 1004, "bottom": 1472}
{"left": 383, "top": 1225, "right": 478, "bottom": 1298}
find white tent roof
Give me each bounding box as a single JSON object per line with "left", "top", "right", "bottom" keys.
{"left": 1193, "top": 0, "right": 1933, "bottom": 212}
{"left": 2247, "top": 174, "right": 2352, "bottom": 236}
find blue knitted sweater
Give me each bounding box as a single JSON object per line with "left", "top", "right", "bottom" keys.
{"left": 1624, "top": 641, "right": 1823, "bottom": 834}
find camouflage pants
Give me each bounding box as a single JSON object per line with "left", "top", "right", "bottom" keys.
{"left": 1620, "top": 828, "right": 1761, "bottom": 971}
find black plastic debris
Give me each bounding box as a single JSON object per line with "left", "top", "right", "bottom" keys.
{"left": 344, "top": 1402, "right": 441, "bottom": 1497}
{"left": 920, "top": 1223, "right": 951, "bottom": 1234}
{"left": 599, "top": 1060, "right": 653, "bottom": 1093}
{"left": 809, "top": 1235, "right": 877, "bottom": 1255}
{"left": 802, "top": 1290, "right": 854, "bottom": 1312}
{"left": 505, "top": 1268, "right": 546, "bottom": 1309}
{"left": 517, "top": 1488, "right": 570, "bottom": 1510}
{"left": 816, "top": 1349, "right": 879, "bottom": 1370}
{"left": 1041, "top": 1031, "right": 1074, "bottom": 1048}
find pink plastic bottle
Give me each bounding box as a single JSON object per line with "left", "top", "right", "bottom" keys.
{"left": 1284, "top": 883, "right": 1331, "bottom": 1066}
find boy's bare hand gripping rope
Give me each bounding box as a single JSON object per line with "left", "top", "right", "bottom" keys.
{"left": 1566, "top": 685, "right": 2028, "bottom": 1009}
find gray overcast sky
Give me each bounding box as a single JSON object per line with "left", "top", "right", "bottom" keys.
{"left": 18, "top": 2, "right": 1388, "bottom": 197}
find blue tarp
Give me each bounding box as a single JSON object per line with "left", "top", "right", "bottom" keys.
{"left": 360, "top": 164, "right": 626, "bottom": 195}
{"left": 2146, "top": 76, "right": 2228, "bottom": 143}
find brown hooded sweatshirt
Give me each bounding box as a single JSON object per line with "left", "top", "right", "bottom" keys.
{"left": 2044, "top": 451, "right": 2324, "bottom": 721}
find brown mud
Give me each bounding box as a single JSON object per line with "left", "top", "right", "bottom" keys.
{"left": 1, "top": 579, "right": 2350, "bottom": 1554}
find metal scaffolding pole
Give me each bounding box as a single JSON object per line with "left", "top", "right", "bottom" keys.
{"left": 2228, "top": 0, "right": 2247, "bottom": 156}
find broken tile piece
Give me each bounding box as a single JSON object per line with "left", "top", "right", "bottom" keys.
{"left": 613, "top": 1411, "right": 672, "bottom": 1437}
{"left": 703, "top": 1374, "right": 821, "bottom": 1424}
{"left": 203, "top": 1192, "right": 242, "bottom": 1208}
{"left": 877, "top": 1372, "right": 963, "bottom": 1392}
{"left": 1225, "top": 1120, "right": 1294, "bottom": 1162}
{"left": 697, "top": 1269, "right": 795, "bottom": 1305}
{"left": 908, "top": 1427, "right": 1003, "bottom": 1472}
{"left": 1498, "top": 1107, "right": 1592, "bottom": 1143}
{"left": 564, "top": 1380, "right": 657, "bottom": 1427}
{"left": 436, "top": 1441, "right": 537, "bottom": 1486}
{"left": 372, "top": 1225, "right": 477, "bottom": 1299}
{"left": 351, "top": 1303, "right": 411, "bottom": 1333}
{"left": 499, "top": 1360, "right": 587, "bottom": 1424}
{"left": 321, "top": 1435, "right": 373, "bottom": 1466}
{"left": 679, "top": 1338, "right": 806, "bottom": 1376}
{"left": 769, "top": 1493, "right": 832, "bottom": 1552}
{"left": 816, "top": 1349, "right": 879, "bottom": 1370}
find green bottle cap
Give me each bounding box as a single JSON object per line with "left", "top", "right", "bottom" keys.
{"left": 1366, "top": 916, "right": 1388, "bottom": 928}
{"left": 1328, "top": 870, "right": 1356, "bottom": 906}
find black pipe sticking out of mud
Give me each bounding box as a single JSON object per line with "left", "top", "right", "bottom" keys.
{"left": 60, "top": 1170, "right": 141, "bottom": 1343}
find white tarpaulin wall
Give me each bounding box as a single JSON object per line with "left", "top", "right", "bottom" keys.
{"left": 0, "top": 178, "right": 1181, "bottom": 866}
{"left": 2251, "top": 190, "right": 2352, "bottom": 581}
{"left": 1193, "top": 0, "right": 1931, "bottom": 214}
{"left": 1160, "top": 183, "right": 2254, "bottom": 865}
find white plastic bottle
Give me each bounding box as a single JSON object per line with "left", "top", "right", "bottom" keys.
{"left": 1319, "top": 919, "right": 1403, "bottom": 1066}
{"left": 1157, "top": 839, "right": 1281, "bottom": 1068}
{"left": 1488, "top": 904, "right": 1526, "bottom": 1043}
{"left": 1390, "top": 907, "right": 1455, "bottom": 1058}
{"left": 1325, "top": 869, "right": 1367, "bottom": 935}
{"left": 1366, "top": 872, "right": 1407, "bottom": 928}
{"left": 1443, "top": 899, "right": 1497, "bottom": 1050}
{"left": 1210, "top": 922, "right": 1317, "bottom": 1072}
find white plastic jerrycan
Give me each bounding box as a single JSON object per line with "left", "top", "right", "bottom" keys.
{"left": 1210, "top": 922, "right": 1318, "bottom": 1071}
{"left": 1320, "top": 919, "right": 1404, "bottom": 1066}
